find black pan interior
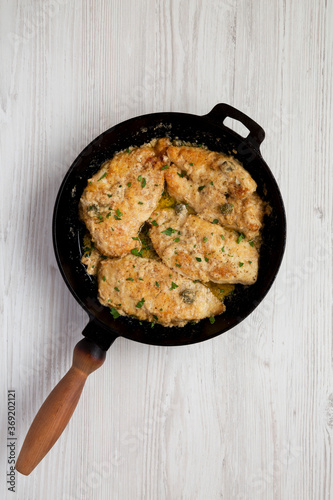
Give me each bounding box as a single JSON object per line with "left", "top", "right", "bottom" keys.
{"left": 53, "top": 105, "right": 286, "bottom": 347}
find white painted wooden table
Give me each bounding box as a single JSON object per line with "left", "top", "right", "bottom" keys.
{"left": 1, "top": 0, "right": 332, "bottom": 498}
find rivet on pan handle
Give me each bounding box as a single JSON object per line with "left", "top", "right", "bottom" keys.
{"left": 15, "top": 337, "right": 107, "bottom": 475}
{"left": 205, "top": 103, "right": 265, "bottom": 150}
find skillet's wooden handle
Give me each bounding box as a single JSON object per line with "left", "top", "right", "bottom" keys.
{"left": 16, "top": 338, "right": 106, "bottom": 475}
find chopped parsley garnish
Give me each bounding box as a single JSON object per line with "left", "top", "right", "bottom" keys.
{"left": 196, "top": 257, "right": 202, "bottom": 262}
{"left": 110, "top": 307, "right": 120, "bottom": 319}
{"left": 198, "top": 185, "right": 206, "bottom": 191}
{"left": 175, "top": 263, "right": 181, "bottom": 267}
{"left": 220, "top": 289, "right": 224, "bottom": 293}
{"left": 220, "top": 234, "right": 225, "bottom": 240}
{"left": 141, "top": 178, "right": 146, "bottom": 188}
{"left": 204, "top": 257, "right": 209, "bottom": 262}
{"left": 189, "top": 162, "right": 194, "bottom": 166}
{"left": 248, "top": 260, "right": 252, "bottom": 264}
{"left": 135, "top": 298, "right": 145, "bottom": 308}
{"left": 83, "top": 243, "right": 94, "bottom": 256}
{"left": 126, "top": 278, "right": 134, "bottom": 281}
{"left": 132, "top": 237, "right": 139, "bottom": 240}
{"left": 88, "top": 205, "right": 95, "bottom": 211}
{"left": 126, "top": 148, "right": 130, "bottom": 153}
{"left": 161, "top": 227, "right": 176, "bottom": 236}
{"left": 151, "top": 220, "right": 158, "bottom": 226}
{"left": 106, "top": 212, "right": 112, "bottom": 218}
{"left": 102, "top": 276, "right": 106, "bottom": 281}
{"left": 138, "top": 201, "right": 144, "bottom": 205}
{"left": 127, "top": 182, "right": 131, "bottom": 187}
{"left": 153, "top": 314, "right": 158, "bottom": 321}
{"left": 107, "top": 194, "right": 112, "bottom": 198}
{"left": 170, "top": 282, "right": 178, "bottom": 290}
{"left": 249, "top": 241, "right": 255, "bottom": 247}
{"left": 203, "top": 237, "right": 208, "bottom": 243}
{"left": 177, "top": 170, "right": 187, "bottom": 178}
{"left": 210, "top": 181, "right": 213, "bottom": 185}
{"left": 114, "top": 287, "right": 120, "bottom": 291}
{"left": 212, "top": 219, "right": 219, "bottom": 224}
{"left": 239, "top": 262, "right": 244, "bottom": 267}
{"left": 160, "top": 165, "right": 169, "bottom": 170}
{"left": 139, "top": 278, "right": 143, "bottom": 281}
{"left": 236, "top": 233, "right": 245, "bottom": 244}
{"left": 131, "top": 248, "right": 143, "bottom": 257}
{"left": 98, "top": 172, "right": 107, "bottom": 181}
{"left": 138, "top": 175, "right": 142, "bottom": 181}
{"left": 173, "top": 237, "right": 180, "bottom": 242}
{"left": 209, "top": 316, "right": 215, "bottom": 324}
{"left": 155, "top": 281, "right": 159, "bottom": 287}
{"left": 221, "top": 246, "right": 225, "bottom": 252}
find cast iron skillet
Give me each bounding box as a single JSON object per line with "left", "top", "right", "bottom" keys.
{"left": 16, "top": 104, "right": 286, "bottom": 475}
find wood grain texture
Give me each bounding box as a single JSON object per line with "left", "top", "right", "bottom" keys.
{"left": 1, "top": 0, "right": 332, "bottom": 498}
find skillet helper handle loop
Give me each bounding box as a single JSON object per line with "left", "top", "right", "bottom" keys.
{"left": 15, "top": 338, "right": 106, "bottom": 476}
{"left": 206, "top": 103, "right": 265, "bottom": 150}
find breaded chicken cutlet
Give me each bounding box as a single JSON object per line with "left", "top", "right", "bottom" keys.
{"left": 79, "top": 139, "right": 169, "bottom": 257}
{"left": 164, "top": 146, "right": 264, "bottom": 238}
{"left": 149, "top": 206, "right": 259, "bottom": 285}
{"left": 97, "top": 255, "right": 225, "bottom": 327}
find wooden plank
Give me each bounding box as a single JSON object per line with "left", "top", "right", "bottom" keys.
{"left": 1, "top": 0, "right": 332, "bottom": 498}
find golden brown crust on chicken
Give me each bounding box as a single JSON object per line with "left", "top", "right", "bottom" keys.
{"left": 97, "top": 255, "right": 225, "bottom": 327}
{"left": 149, "top": 208, "right": 259, "bottom": 285}
{"left": 166, "top": 145, "right": 257, "bottom": 199}
{"left": 79, "top": 144, "right": 165, "bottom": 257}
{"left": 164, "top": 146, "right": 264, "bottom": 238}
{"left": 154, "top": 137, "right": 172, "bottom": 156}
